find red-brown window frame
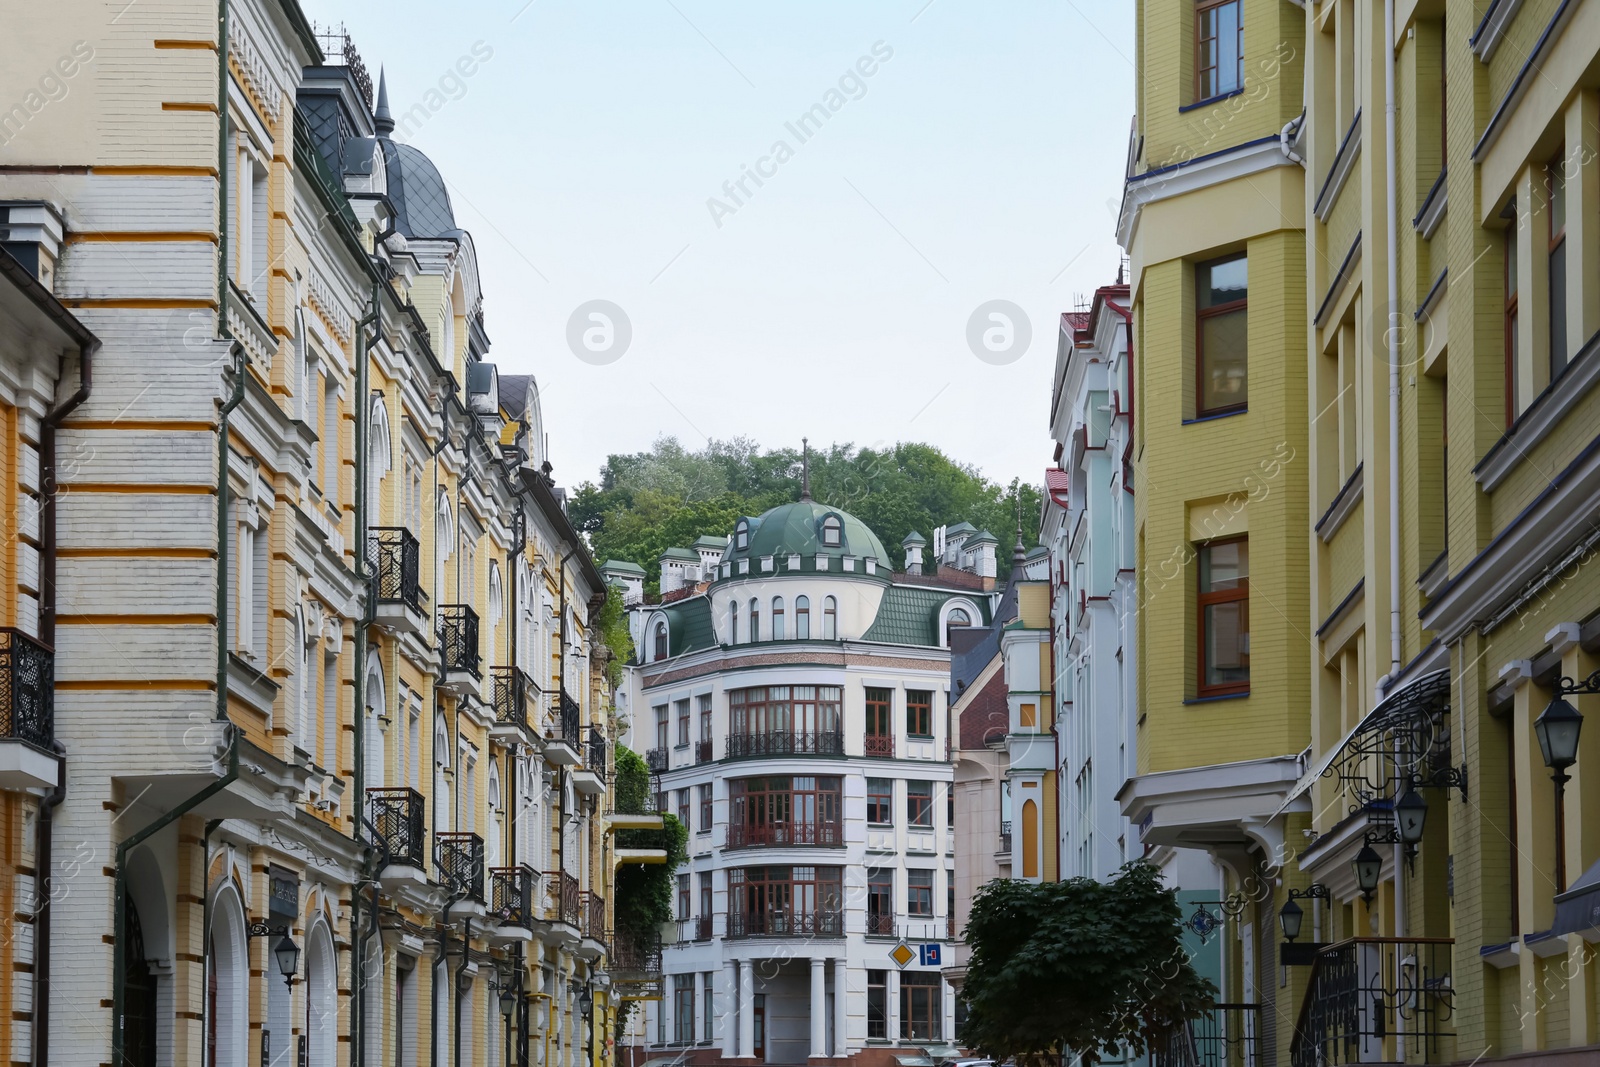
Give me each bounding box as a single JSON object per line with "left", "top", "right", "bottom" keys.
{"left": 907, "top": 780, "right": 934, "bottom": 827}
{"left": 1196, "top": 536, "right": 1250, "bottom": 698}
{"left": 1194, "top": 0, "right": 1243, "bottom": 102}
{"left": 906, "top": 689, "right": 933, "bottom": 738}
{"left": 866, "top": 778, "right": 893, "bottom": 825}
{"left": 865, "top": 687, "right": 893, "bottom": 756}
{"left": 1196, "top": 253, "right": 1249, "bottom": 418}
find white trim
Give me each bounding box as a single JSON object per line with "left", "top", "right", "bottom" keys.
{"left": 1476, "top": 344, "right": 1600, "bottom": 491}
{"left": 1117, "top": 139, "right": 1296, "bottom": 249}
{"left": 1314, "top": 116, "right": 1363, "bottom": 223}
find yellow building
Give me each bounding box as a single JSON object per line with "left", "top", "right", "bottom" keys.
{"left": 1116, "top": 0, "right": 1311, "bottom": 1061}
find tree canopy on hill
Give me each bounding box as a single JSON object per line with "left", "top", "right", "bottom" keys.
{"left": 569, "top": 437, "right": 1042, "bottom": 591}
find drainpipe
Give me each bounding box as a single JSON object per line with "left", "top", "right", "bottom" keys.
{"left": 1383, "top": 0, "right": 1403, "bottom": 696}
{"left": 455, "top": 915, "right": 473, "bottom": 1067}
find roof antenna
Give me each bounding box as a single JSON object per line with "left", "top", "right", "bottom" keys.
{"left": 800, "top": 437, "right": 812, "bottom": 502}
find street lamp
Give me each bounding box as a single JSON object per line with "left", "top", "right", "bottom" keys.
{"left": 578, "top": 984, "right": 594, "bottom": 1019}
{"left": 1353, "top": 845, "right": 1383, "bottom": 902}
{"left": 1395, "top": 788, "right": 1429, "bottom": 846}
{"left": 500, "top": 988, "right": 517, "bottom": 1020}
{"left": 1536, "top": 691, "right": 1585, "bottom": 889}
{"left": 1279, "top": 883, "right": 1330, "bottom": 943}
{"left": 273, "top": 934, "right": 300, "bottom": 987}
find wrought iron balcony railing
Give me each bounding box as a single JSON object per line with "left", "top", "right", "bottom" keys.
{"left": 999, "top": 820, "right": 1012, "bottom": 855}
{"left": 491, "top": 865, "right": 538, "bottom": 928}
{"left": 368, "top": 528, "right": 427, "bottom": 613}
{"left": 585, "top": 726, "right": 607, "bottom": 776}
{"left": 545, "top": 869, "right": 581, "bottom": 928}
{"left": 1290, "top": 938, "right": 1455, "bottom": 1067}
{"left": 644, "top": 747, "right": 668, "bottom": 773}
{"left": 726, "top": 908, "right": 843, "bottom": 939}
{"left": 491, "top": 665, "right": 538, "bottom": 734}
{"left": 676, "top": 916, "right": 712, "bottom": 942}
{"left": 437, "top": 605, "right": 481, "bottom": 678}
{"left": 864, "top": 733, "right": 894, "bottom": 757}
{"left": 583, "top": 891, "right": 606, "bottom": 940}
{"left": 368, "top": 788, "right": 427, "bottom": 870}
{"left": 725, "top": 729, "right": 844, "bottom": 760}
{"left": 557, "top": 687, "right": 581, "bottom": 747}
{"left": 1151, "top": 1003, "right": 1259, "bottom": 1067}
{"left": 0, "top": 627, "right": 53, "bottom": 748}
{"left": 435, "top": 832, "right": 485, "bottom": 902}
{"left": 725, "top": 820, "right": 843, "bottom": 850}
{"left": 865, "top": 912, "right": 896, "bottom": 938}
{"left": 694, "top": 738, "right": 713, "bottom": 764}
{"left": 610, "top": 930, "right": 663, "bottom": 982}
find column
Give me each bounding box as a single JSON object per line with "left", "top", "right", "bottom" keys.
{"left": 737, "top": 959, "right": 754, "bottom": 1058}
{"left": 663, "top": 973, "right": 675, "bottom": 1047}
{"left": 886, "top": 969, "right": 901, "bottom": 1044}
{"left": 832, "top": 960, "right": 849, "bottom": 1058}
{"left": 809, "top": 958, "right": 827, "bottom": 1058}
{"left": 721, "top": 963, "right": 738, "bottom": 1058}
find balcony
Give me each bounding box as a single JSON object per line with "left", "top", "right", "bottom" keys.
{"left": 0, "top": 628, "right": 56, "bottom": 791}
{"left": 677, "top": 916, "right": 712, "bottom": 942}
{"left": 610, "top": 930, "right": 664, "bottom": 996}
{"left": 998, "top": 820, "right": 1013, "bottom": 857}
{"left": 865, "top": 912, "right": 896, "bottom": 939}
{"left": 435, "top": 832, "right": 485, "bottom": 906}
{"left": 725, "top": 729, "right": 844, "bottom": 761}
{"left": 727, "top": 909, "right": 843, "bottom": 939}
{"left": 725, "top": 820, "right": 843, "bottom": 850}
{"left": 490, "top": 665, "right": 540, "bottom": 744}
{"left": 543, "top": 688, "right": 582, "bottom": 766}
{"left": 583, "top": 891, "right": 606, "bottom": 941}
{"left": 545, "top": 869, "right": 581, "bottom": 931}
{"left": 369, "top": 528, "right": 428, "bottom": 632}
{"left": 368, "top": 788, "right": 427, "bottom": 884}
{"left": 572, "top": 726, "right": 607, "bottom": 796}
{"left": 490, "top": 865, "right": 538, "bottom": 938}
{"left": 1290, "top": 938, "right": 1455, "bottom": 1067}
{"left": 864, "top": 733, "right": 894, "bottom": 758}
{"left": 436, "top": 605, "right": 481, "bottom": 692}
{"left": 644, "top": 747, "right": 668, "bottom": 774}
{"left": 1151, "top": 1003, "right": 1259, "bottom": 1067}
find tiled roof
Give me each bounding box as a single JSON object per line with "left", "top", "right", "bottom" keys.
{"left": 861, "top": 585, "right": 985, "bottom": 647}
{"left": 661, "top": 597, "right": 716, "bottom": 657}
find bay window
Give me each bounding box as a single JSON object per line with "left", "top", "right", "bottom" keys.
{"left": 1197, "top": 538, "right": 1250, "bottom": 696}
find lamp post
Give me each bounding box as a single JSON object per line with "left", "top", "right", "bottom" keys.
{"left": 247, "top": 922, "right": 298, "bottom": 989}
{"left": 1353, "top": 844, "right": 1384, "bottom": 902}
{"left": 1535, "top": 685, "right": 1586, "bottom": 890}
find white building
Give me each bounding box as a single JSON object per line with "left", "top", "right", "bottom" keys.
{"left": 619, "top": 490, "right": 996, "bottom": 1067}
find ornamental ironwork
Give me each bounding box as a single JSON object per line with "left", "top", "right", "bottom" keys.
{"left": 0, "top": 627, "right": 53, "bottom": 748}
{"left": 1151, "top": 1003, "right": 1259, "bottom": 1067}
{"left": 1321, "top": 670, "right": 1467, "bottom": 813}
{"left": 490, "top": 865, "right": 537, "bottom": 928}
{"left": 1290, "top": 937, "right": 1455, "bottom": 1067}
{"left": 437, "top": 605, "right": 481, "bottom": 678}
{"left": 367, "top": 787, "right": 427, "bottom": 869}
{"left": 435, "top": 832, "right": 485, "bottom": 902}
{"left": 369, "top": 528, "right": 426, "bottom": 613}
{"left": 725, "top": 729, "right": 845, "bottom": 760}
{"left": 1184, "top": 895, "right": 1248, "bottom": 945}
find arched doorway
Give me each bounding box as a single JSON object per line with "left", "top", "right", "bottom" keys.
{"left": 305, "top": 921, "right": 337, "bottom": 1065}
{"left": 208, "top": 881, "right": 249, "bottom": 1066}
{"left": 122, "top": 892, "right": 158, "bottom": 1067}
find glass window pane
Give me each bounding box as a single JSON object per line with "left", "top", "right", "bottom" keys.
{"left": 1199, "top": 306, "right": 1248, "bottom": 413}
{"left": 1199, "top": 541, "right": 1248, "bottom": 592}
{"left": 1203, "top": 600, "right": 1250, "bottom": 686}
{"left": 1216, "top": 1, "right": 1241, "bottom": 94}
{"left": 1199, "top": 256, "right": 1248, "bottom": 308}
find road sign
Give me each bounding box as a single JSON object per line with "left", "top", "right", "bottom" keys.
{"left": 918, "top": 943, "right": 942, "bottom": 966}
{"left": 889, "top": 943, "right": 915, "bottom": 968}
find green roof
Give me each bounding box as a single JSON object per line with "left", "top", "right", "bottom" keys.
{"left": 861, "top": 585, "right": 990, "bottom": 647}
{"left": 600, "top": 559, "right": 646, "bottom": 576}
{"left": 902, "top": 530, "right": 927, "bottom": 545}
{"left": 657, "top": 598, "right": 716, "bottom": 658}
{"left": 1025, "top": 545, "right": 1049, "bottom": 560}
{"left": 691, "top": 534, "right": 728, "bottom": 550}
{"left": 945, "top": 521, "right": 976, "bottom": 536}
{"left": 966, "top": 528, "right": 999, "bottom": 545}
{"left": 726, "top": 500, "right": 892, "bottom": 569}
{"left": 658, "top": 546, "right": 700, "bottom": 563}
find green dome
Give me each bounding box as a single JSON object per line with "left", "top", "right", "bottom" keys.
{"left": 726, "top": 500, "right": 893, "bottom": 570}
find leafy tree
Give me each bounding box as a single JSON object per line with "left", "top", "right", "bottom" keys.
{"left": 594, "top": 584, "right": 634, "bottom": 688}
{"left": 961, "top": 862, "right": 1216, "bottom": 1067}
{"left": 609, "top": 746, "right": 688, "bottom": 1042}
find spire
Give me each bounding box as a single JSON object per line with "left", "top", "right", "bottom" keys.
{"left": 1013, "top": 495, "right": 1027, "bottom": 568}
{"left": 800, "top": 437, "right": 812, "bottom": 501}
{"left": 374, "top": 66, "right": 394, "bottom": 136}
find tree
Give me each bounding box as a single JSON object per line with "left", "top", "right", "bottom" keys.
{"left": 609, "top": 746, "right": 687, "bottom": 1042}
{"left": 960, "top": 862, "right": 1216, "bottom": 1067}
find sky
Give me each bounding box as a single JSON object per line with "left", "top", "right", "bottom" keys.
{"left": 306, "top": 0, "right": 1135, "bottom": 490}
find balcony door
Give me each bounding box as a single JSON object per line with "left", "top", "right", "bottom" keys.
{"left": 752, "top": 995, "right": 766, "bottom": 1060}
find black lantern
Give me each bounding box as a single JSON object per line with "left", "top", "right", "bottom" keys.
{"left": 273, "top": 933, "right": 300, "bottom": 986}
{"left": 578, "top": 985, "right": 594, "bottom": 1019}
{"left": 1279, "top": 897, "right": 1304, "bottom": 942}
{"left": 1535, "top": 696, "right": 1584, "bottom": 774}
{"left": 1396, "top": 789, "right": 1428, "bottom": 845}
{"left": 499, "top": 988, "right": 516, "bottom": 1019}
{"left": 1353, "top": 844, "right": 1383, "bottom": 900}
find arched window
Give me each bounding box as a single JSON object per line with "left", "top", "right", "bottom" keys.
{"left": 772, "top": 597, "right": 785, "bottom": 640}
{"left": 653, "top": 620, "right": 668, "bottom": 662}
{"left": 294, "top": 306, "right": 310, "bottom": 422}
{"left": 735, "top": 519, "right": 750, "bottom": 551}
{"left": 364, "top": 651, "right": 386, "bottom": 790}
{"left": 821, "top": 515, "right": 842, "bottom": 547}
{"left": 730, "top": 601, "right": 740, "bottom": 644}
{"left": 296, "top": 609, "right": 313, "bottom": 753}
{"left": 487, "top": 763, "right": 503, "bottom": 868}
{"left": 367, "top": 393, "right": 391, "bottom": 519}
{"left": 435, "top": 491, "right": 454, "bottom": 604}
{"left": 305, "top": 921, "right": 337, "bottom": 1065}
{"left": 823, "top": 596, "right": 837, "bottom": 640}
{"left": 749, "top": 598, "right": 760, "bottom": 642}
{"left": 208, "top": 880, "right": 249, "bottom": 1066}
{"left": 488, "top": 561, "right": 504, "bottom": 635}
{"left": 796, "top": 596, "right": 811, "bottom": 639}
{"left": 945, "top": 606, "right": 972, "bottom": 647}
{"left": 434, "top": 715, "right": 452, "bottom": 833}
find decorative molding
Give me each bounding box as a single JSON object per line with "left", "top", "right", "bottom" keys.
{"left": 1314, "top": 110, "right": 1362, "bottom": 222}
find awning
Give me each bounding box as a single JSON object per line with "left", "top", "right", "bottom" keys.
{"left": 1552, "top": 858, "right": 1600, "bottom": 940}
{"left": 895, "top": 1055, "right": 935, "bottom": 1066}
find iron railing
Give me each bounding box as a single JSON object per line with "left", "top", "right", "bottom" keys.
{"left": 585, "top": 726, "right": 607, "bottom": 776}
{"left": 865, "top": 912, "right": 896, "bottom": 938}
{"left": 491, "top": 665, "right": 537, "bottom": 733}
{"left": 1151, "top": 1004, "right": 1259, "bottom": 1067}
{"left": 557, "top": 687, "right": 581, "bottom": 747}
{"left": 864, "top": 733, "right": 894, "bottom": 757}
{"left": 437, "top": 604, "right": 481, "bottom": 678}
{"left": 694, "top": 738, "right": 714, "bottom": 764}
{"left": 583, "top": 891, "right": 606, "bottom": 940}
{"left": 368, "top": 528, "right": 426, "bottom": 614}
{"left": 435, "top": 832, "right": 484, "bottom": 902}
{"left": 491, "top": 865, "right": 538, "bottom": 928}
{"left": 610, "top": 930, "right": 663, "bottom": 981}
{"left": 725, "top": 729, "right": 844, "bottom": 760}
{"left": 645, "top": 747, "right": 668, "bottom": 774}
{"left": 367, "top": 788, "right": 426, "bottom": 870}
{"left": 726, "top": 909, "right": 843, "bottom": 939}
{"left": 677, "top": 916, "right": 711, "bottom": 941}
{"left": 546, "top": 870, "right": 581, "bottom": 928}
{"left": 0, "top": 628, "right": 53, "bottom": 748}
{"left": 999, "top": 820, "right": 1012, "bottom": 854}
{"left": 1291, "top": 938, "right": 1455, "bottom": 1067}
{"left": 725, "top": 820, "right": 843, "bottom": 850}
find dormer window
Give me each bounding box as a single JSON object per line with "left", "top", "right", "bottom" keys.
{"left": 653, "top": 621, "right": 667, "bottom": 662}
{"left": 821, "top": 515, "right": 842, "bottom": 548}
{"left": 735, "top": 520, "right": 750, "bottom": 551}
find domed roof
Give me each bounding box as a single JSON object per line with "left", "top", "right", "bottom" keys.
{"left": 725, "top": 500, "right": 893, "bottom": 570}
{"left": 379, "top": 139, "right": 456, "bottom": 238}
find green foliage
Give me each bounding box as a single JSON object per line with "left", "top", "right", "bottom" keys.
{"left": 595, "top": 584, "right": 634, "bottom": 688}
{"left": 609, "top": 746, "right": 688, "bottom": 943}
{"left": 961, "top": 862, "right": 1216, "bottom": 1066}
{"left": 570, "top": 436, "right": 1042, "bottom": 595}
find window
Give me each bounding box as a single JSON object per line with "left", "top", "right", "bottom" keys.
{"left": 867, "top": 868, "right": 893, "bottom": 936}
{"left": 403, "top": 452, "right": 423, "bottom": 533}
{"left": 900, "top": 973, "right": 942, "bottom": 1040}
{"left": 822, "top": 595, "right": 837, "bottom": 639}
{"left": 698, "top": 693, "right": 713, "bottom": 740}
{"left": 865, "top": 688, "right": 893, "bottom": 756}
{"left": 655, "top": 706, "right": 669, "bottom": 752}
{"left": 674, "top": 975, "right": 694, "bottom": 1045}
{"left": 677, "top": 789, "right": 690, "bottom": 829}
{"left": 867, "top": 971, "right": 888, "bottom": 1039}
{"left": 727, "top": 776, "right": 842, "bottom": 848}
{"left": 677, "top": 699, "right": 690, "bottom": 747}
{"left": 699, "top": 872, "right": 713, "bottom": 919}
{"left": 677, "top": 873, "right": 690, "bottom": 920}
{"left": 1548, "top": 155, "right": 1568, "bottom": 379}
{"left": 730, "top": 601, "right": 739, "bottom": 644}
{"left": 907, "top": 781, "right": 934, "bottom": 827}
{"left": 749, "top": 598, "right": 760, "bottom": 642}
{"left": 653, "top": 621, "right": 667, "bottom": 662}
{"left": 735, "top": 520, "right": 749, "bottom": 551}
{"left": 1195, "top": 0, "right": 1242, "bottom": 101}
{"left": 867, "top": 778, "right": 893, "bottom": 825}
{"left": 907, "top": 869, "right": 934, "bottom": 916}
{"left": 1506, "top": 224, "right": 1520, "bottom": 426}
{"left": 726, "top": 865, "right": 843, "bottom": 936}
{"left": 906, "top": 690, "right": 933, "bottom": 738}
{"left": 772, "top": 596, "right": 785, "bottom": 639}
{"left": 945, "top": 606, "right": 971, "bottom": 646}
{"left": 726, "top": 685, "right": 842, "bottom": 755}
{"left": 703, "top": 972, "right": 715, "bottom": 1042}
{"left": 795, "top": 596, "right": 811, "bottom": 639}
{"left": 1197, "top": 538, "right": 1250, "bottom": 696}
{"left": 698, "top": 784, "right": 712, "bottom": 833}
{"left": 1196, "top": 254, "right": 1248, "bottom": 416}
{"left": 821, "top": 514, "right": 842, "bottom": 547}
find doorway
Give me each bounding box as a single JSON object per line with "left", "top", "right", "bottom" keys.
{"left": 752, "top": 994, "right": 766, "bottom": 1061}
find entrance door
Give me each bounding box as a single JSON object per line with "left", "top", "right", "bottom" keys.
{"left": 752, "top": 994, "right": 766, "bottom": 1061}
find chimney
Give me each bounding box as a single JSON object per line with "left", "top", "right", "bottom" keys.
{"left": 902, "top": 530, "right": 926, "bottom": 576}
{"left": 0, "top": 202, "right": 65, "bottom": 291}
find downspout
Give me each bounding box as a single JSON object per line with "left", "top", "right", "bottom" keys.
{"left": 34, "top": 284, "right": 96, "bottom": 1067}
{"left": 1384, "top": 0, "right": 1403, "bottom": 696}
{"left": 455, "top": 915, "right": 473, "bottom": 1067}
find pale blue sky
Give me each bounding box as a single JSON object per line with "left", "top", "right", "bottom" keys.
{"left": 309, "top": 0, "right": 1135, "bottom": 488}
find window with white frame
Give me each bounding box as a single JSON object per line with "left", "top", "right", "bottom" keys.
{"left": 233, "top": 129, "right": 268, "bottom": 305}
